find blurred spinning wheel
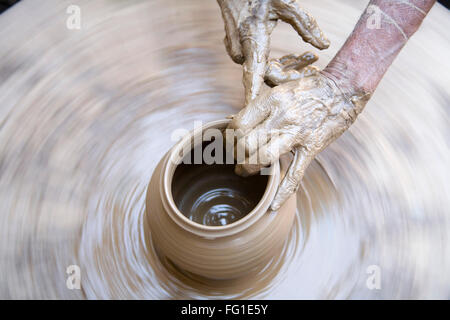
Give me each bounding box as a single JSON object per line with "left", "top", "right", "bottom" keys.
{"left": 0, "top": 0, "right": 449, "bottom": 299}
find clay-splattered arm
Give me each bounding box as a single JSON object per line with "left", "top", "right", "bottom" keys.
{"left": 228, "top": 0, "right": 436, "bottom": 210}
{"left": 323, "top": 0, "right": 436, "bottom": 95}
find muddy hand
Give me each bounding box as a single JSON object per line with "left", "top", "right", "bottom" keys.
{"left": 228, "top": 72, "right": 370, "bottom": 210}
{"left": 217, "top": 0, "right": 329, "bottom": 104}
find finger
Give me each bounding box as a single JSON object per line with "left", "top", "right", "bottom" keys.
{"left": 265, "top": 52, "right": 318, "bottom": 86}
{"left": 279, "top": 51, "right": 318, "bottom": 70}
{"left": 240, "top": 17, "right": 272, "bottom": 104}
{"left": 217, "top": 0, "right": 244, "bottom": 64}
{"left": 271, "top": 146, "right": 313, "bottom": 211}
{"left": 227, "top": 92, "right": 272, "bottom": 135}
{"left": 265, "top": 63, "right": 319, "bottom": 87}
{"left": 278, "top": 53, "right": 298, "bottom": 64}
{"left": 273, "top": 0, "right": 330, "bottom": 49}
{"left": 236, "top": 121, "right": 276, "bottom": 159}
{"left": 235, "top": 132, "right": 295, "bottom": 177}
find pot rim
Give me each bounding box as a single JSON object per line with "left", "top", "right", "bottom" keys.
{"left": 161, "top": 119, "right": 280, "bottom": 237}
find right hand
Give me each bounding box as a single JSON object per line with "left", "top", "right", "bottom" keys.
{"left": 228, "top": 72, "right": 370, "bottom": 210}
{"left": 217, "top": 0, "right": 329, "bottom": 104}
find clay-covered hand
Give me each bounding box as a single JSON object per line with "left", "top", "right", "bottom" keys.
{"left": 228, "top": 72, "right": 370, "bottom": 210}
{"left": 217, "top": 0, "right": 329, "bottom": 104}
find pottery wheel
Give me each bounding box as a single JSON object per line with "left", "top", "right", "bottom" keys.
{"left": 0, "top": 0, "right": 449, "bottom": 299}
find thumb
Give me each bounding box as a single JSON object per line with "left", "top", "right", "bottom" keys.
{"left": 271, "top": 146, "right": 313, "bottom": 211}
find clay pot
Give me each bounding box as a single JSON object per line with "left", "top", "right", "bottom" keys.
{"left": 146, "top": 119, "right": 296, "bottom": 280}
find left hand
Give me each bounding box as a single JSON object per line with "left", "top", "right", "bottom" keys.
{"left": 217, "top": 0, "right": 329, "bottom": 104}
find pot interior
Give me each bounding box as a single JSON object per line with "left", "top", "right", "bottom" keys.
{"left": 171, "top": 139, "right": 268, "bottom": 227}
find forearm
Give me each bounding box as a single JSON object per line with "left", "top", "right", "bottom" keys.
{"left": 323, "top": 0, "right": 435, "bottom": 95}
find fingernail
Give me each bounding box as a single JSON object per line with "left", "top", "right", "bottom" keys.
{"left": 235, "top": 165, "right": 243, "bottom": 176}
{"left": 271, "top": 201, "right": 280, "bottom": 211}
{"left": 235, "top": 165, "right": 250, "bottom": 177}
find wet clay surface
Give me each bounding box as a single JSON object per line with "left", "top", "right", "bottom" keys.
{"left": 172, "top": 141, "right": 268, "bottom": 226}
{"left": 173, "top": 163, "right": 268, "bottom": 226}
{"left": 0, "top": 0, "right": 449, "bottom": 299}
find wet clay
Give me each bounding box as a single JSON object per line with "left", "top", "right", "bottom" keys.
{"left": 0, "top": 0, "right": 449, "bottom": 299}
{"left": 172, "top": 154, "right": 268, "bottom": 226}
{"left": 147, "top": 120, "right": 296, "bottom": 280}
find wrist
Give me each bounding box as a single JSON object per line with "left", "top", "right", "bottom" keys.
{"left": 321, "top": 60, "right": 359, "bottom": 95}
{"left": 320, "top": 65, "right": 371, "bottom": 114}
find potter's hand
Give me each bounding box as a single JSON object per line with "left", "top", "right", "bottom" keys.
{"left": 227, "top": 0, "right": 435, "bottom": 210}
{"left": 217, "top": 0, "right": 329, "bottom": 104}
{"left": 228, "top": 72, "right": 369, "bottom": 210}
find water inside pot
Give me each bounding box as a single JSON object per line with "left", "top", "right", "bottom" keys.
{"left": 171, "top": 140, "right": 268, "bottom": 226}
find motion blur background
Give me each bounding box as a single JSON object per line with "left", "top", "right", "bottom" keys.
{"left": 0, "top": 0, "right": 449, "bottom": 299}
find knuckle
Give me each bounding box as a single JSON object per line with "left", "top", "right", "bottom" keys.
{"left": 231, "top": 53, "right": 245, "bottom": 64}
{"left": 286, "top": 174, "right": 299, "bottom": 188}
{"left": 263, "top": 147, "right": 277, "bottom": 162}
{"left": 270, "top": 86, "right": 285, "bottom": 101}
{"left": 224, "top": 37, "right": 244, "bottom": 64}
{"left": 228, "top": 119, "right": 245, "bottom": 137}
